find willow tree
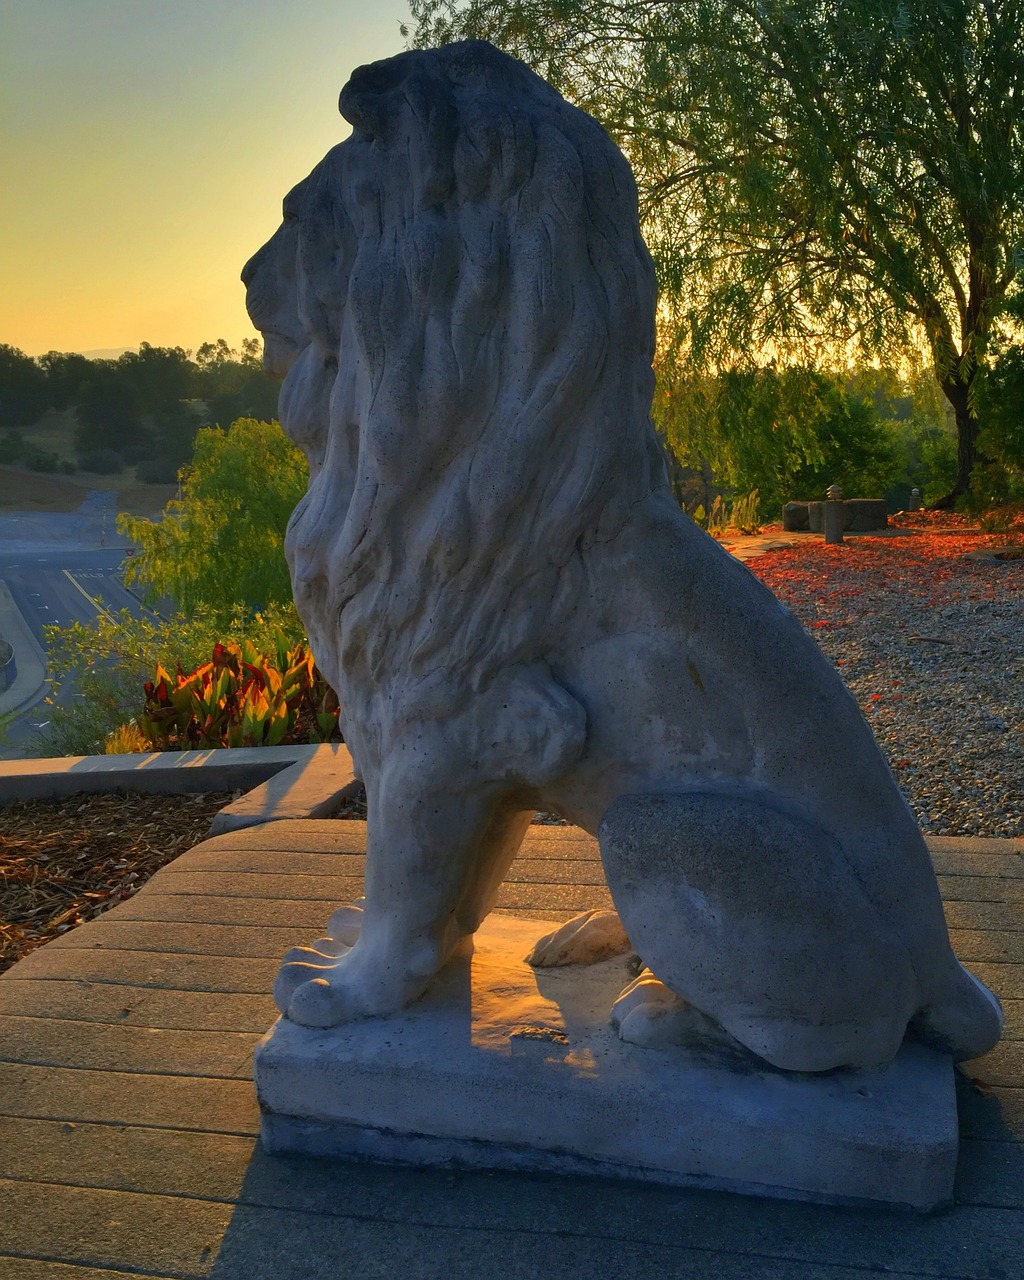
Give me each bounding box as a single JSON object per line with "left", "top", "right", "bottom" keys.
{"left": 407, "top": 1, "right": 1024, "bottom": 503}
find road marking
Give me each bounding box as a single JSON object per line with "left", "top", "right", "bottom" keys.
{"left": 62, "top": 569, "right": 116, "bottom": 622}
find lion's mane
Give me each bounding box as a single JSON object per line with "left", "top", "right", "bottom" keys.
{"left": 282, "top": 42, "right": 667, "bottom": 711}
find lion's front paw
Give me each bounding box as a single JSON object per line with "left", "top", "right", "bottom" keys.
{"left": 326, "top": 898, "right": 364, "bottom": 946}
{"left": 271, "top": 900, "right": 369, "bottom": 1025}
{"left": 272, "top": 944, "right": 354, "bottom": 1021}
{"left": 283, "top": 974, "right": 358, "bottom": 1027}
{"left": 526, "top": 909, "right": 632, "bottom": 967}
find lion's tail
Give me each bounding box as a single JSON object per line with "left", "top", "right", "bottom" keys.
{"left": 912, "top": 960, "right": 1003, "bottom": 1062}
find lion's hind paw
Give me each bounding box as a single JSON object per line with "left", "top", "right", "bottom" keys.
{"left": 526, "top": 909, "right": 632, "bottom": 968}
{"left": 612, "top": 970, "right": 731, "bottom": 1051}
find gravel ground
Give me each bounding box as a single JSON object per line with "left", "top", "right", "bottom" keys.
{"left": 748, "top": 521, "right": 1024, "bottom": 839}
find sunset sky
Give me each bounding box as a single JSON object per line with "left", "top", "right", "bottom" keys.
{"left": 1, "top": 0, "right": 409, "bottom": 357}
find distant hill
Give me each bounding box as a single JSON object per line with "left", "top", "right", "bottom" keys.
{"left": 77, "top": 347, "right": 132, "bottom": 360}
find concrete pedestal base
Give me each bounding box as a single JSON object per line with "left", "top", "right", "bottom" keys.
{"left": 255, "top": 915, "right": 957, "bottom": 1210}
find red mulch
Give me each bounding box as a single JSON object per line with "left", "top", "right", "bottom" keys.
{"left": 0, "top": 790, "right": 236, "bottom": 974}
{"left": 747, "top": 520, "right": 1024, "bottom": 619}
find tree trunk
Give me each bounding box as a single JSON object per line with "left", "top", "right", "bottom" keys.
{"left": 657, "top": 430, "right": 690, "bottom": 506}
{"left": 931, "top": 377, "right": 981, "bottom": 510}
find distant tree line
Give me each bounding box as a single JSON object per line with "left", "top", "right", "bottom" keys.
{"left": 0, "top": 339, "right": 279, "bottom": 481}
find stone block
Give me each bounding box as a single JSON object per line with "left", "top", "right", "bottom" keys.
{"left": 844, "top": 498, "right": 889, "bottom": 531}
{"left": 255, "top": 915, "right": 957, "bottom": 1210}
{"left": 782, "top": 502, "right": 810, "bottom": 531}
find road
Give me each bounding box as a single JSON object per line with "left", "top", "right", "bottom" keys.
{"left": 0, "top": 547, "right": 154, "bottom": 755}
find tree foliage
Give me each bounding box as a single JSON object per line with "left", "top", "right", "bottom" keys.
{"left": 407, "top": 1, "right": 1024, "bottom": 502}
{"left": 0, "top": 345, "right": 49, "bottom": 427}
{"left": 657, "top": 363, "right": 905, "bottom": 516}
{"left": 118, "top": 418, "right": 308, "bottom": 620}
{"left": 974, "top": 296, "right": 1024, "bottom": 506}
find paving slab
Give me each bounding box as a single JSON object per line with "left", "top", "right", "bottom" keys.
{"left": 943, "top": 928, "right": 1024, "bottom": 963}
{"left": 39, "top": 919, "right": 310, "bottom": 959}
{"left": 0, "top": 1014, "right": 259, "bottom": 1077}
{"left": 107, "top": 889, "right": 366, "bottom": 929}
{"left": 0, "top": 1180, "right": 233, "bottom": 1277}
{"left": 0, "top": 745, "right": 311, "bottom": 803}
{"left": 2, "top": 946, "right": 280, "bottom": 993}
{"left": 929, "top": 848, "right": 1024, "bottom": 879}
{"left": 962, "top": 1040, "right": 1024, "bottom": 1088}
{"left": 0, "top": 1062, "right": 257, "bottom": 1133}
{"left": 0, "top": 980, "right": 275, "bottom": 1032}
{"left": 943, "top": 900, "right": 1024, "bottom": 931}
{"left": 0, "top": 1117, "right": 256, "bottom": 1201}
{"left": 937, "top": 874, "right": 1024, "bottom": 904}
{"left": 956, "top": 963, "right": 1024, "bottom": 1008}
{"left": 0, "top": 823, "right": 1021, "bottom": 1278}
{"left": 0, "top": 1262, "right": 182, "bottom": 1280}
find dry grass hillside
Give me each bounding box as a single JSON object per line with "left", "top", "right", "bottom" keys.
{"left": 0, "top": 411, "right": 176, "bottom": 517}
{"left": 0, "top": 465, "right": 176, "bottom": 517}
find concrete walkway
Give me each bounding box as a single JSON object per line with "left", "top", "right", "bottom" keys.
{"left": 0, "top": 820, "right": 1021, "bottom": 1278}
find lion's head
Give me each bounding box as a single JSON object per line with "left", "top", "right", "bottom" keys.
{"left": 245, "top": 41, "right": 667, "bottom": 719}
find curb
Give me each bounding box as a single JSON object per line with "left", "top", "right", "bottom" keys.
{"left": 0, "top": 579, "right": 48, "bottom": 719}
{"left": 0, "top": 743, "right": 358, "bottom": 834}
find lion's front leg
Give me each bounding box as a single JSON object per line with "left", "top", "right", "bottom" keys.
{"left": 274, "top": 767, "right": 529, "bottom": 1028}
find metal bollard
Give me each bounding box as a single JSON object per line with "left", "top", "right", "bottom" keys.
{"left": 823, "top": 483, "right": 845, "bottom": 545}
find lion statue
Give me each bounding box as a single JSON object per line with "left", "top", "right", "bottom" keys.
{"left": 243, "top": 40, "right": 1002, "bottom": 1073}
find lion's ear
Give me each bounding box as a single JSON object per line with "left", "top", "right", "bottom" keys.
{"left": 474, "top": 667, "right": 587, "bottom": 788}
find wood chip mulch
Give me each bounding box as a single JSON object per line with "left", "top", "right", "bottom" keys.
{"left": 0, "top": 790, "right": 236, "bottom": 974}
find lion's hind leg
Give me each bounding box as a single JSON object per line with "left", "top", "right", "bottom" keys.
{"left": 599, "top": 791, "right": 921, "bottom": 1072}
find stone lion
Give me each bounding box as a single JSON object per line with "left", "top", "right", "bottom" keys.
{"left": 243, "top": 40, "right": 1002, "bottom": 1073}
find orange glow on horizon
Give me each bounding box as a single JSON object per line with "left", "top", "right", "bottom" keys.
{"left": 1, "top": 1, "right": 407, "bottom": 357}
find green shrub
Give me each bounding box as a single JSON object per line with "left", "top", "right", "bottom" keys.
{"left": 119, "top": 418, "right": 307, "bottom": 621}
{"left": 658, "top": 364, "right": 902, "bottom": 520}
{"left": 35, "top": 602, "right": 308, "bottom": 757}
{"left": 134, "top": 456, "right": 181, "bottom": 484}
{"left": 0, "top": 429, "right": 23, "bottom": 464}
{"left": 24, "top": 446, "right": 60, "bottom": 473}
{"left": 690, "top": 490, "right": 761, "bottom": 534}
{"left": 78, "top": 448, "right": 124, "bottom": 474}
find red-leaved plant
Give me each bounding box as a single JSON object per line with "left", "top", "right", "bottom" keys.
{"left": 139, "top": 636, "right": 340, "bottom": 750}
